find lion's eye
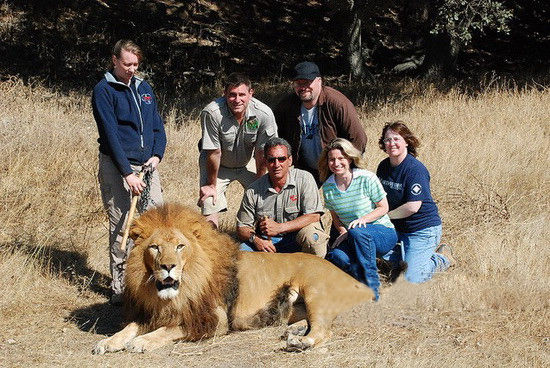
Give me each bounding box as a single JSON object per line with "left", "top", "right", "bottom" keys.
{"left": 176, "top": 243, "right": 185, "bottom": 251}
{"left": 149, "top": 244, "right": 159, "bottom": 252}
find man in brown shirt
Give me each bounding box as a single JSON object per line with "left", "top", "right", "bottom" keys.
{"left": 274, "top": 61, "right": 367, "bottom": 185}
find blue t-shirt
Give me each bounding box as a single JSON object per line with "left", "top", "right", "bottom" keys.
{"left": 376, "top": 154, "right": 441, "bottom": 233}
{"left": 299, "top": 105, "right": 322, "bottom": 172}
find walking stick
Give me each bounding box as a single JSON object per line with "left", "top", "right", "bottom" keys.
{"left": 120, "top": 165, "right": 150, "bottom": 251}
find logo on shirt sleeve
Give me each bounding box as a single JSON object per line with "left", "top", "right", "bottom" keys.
{"left": 290, "top": 195, "right": 298, "bottom": 201}
{"left": 141, "top": 94, "right": 152, "bottom": 104}
{"left": 411, "top": 183, "right": 422, "bottom": 195}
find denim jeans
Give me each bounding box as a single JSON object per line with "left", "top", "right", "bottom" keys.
{"left": 326, "top": 224, "right": 397, "bottom": 300}
{"left": 385, "top": 224, "right": 449, "bottom": 283}
{"left": 240, "top": 232, "right": 301, "bottom": 253}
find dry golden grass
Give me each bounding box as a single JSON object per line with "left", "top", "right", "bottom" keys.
{"left": 0, "top": 77, "right": 548, "bottom": 367}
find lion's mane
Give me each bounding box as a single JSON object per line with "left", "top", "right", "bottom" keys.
{"left": 124, "top": 203, "right": 240, "bottom": 340}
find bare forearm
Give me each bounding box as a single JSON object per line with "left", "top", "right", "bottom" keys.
{"left": 237, "top": 226, "right": 255, "bottom": 242}
{"left": 278, "top": 213, "right": 320, "bottom": 234}
{"left": 351, "top": 198, "right": 390, "bottom": 228}
{"left": 254, "top": 149, "right": 266, "bottom": 177}
{"left": 360, "top": 206, "right": 388, "bottom": 223}
{"left": 330, "top": 211, "right": 347, "bottom": 234}
{"left": 206, "top": 149, "right": 221, "bottom": 185}
{"left": 388, "top": 201, "right": 421, "bottom": 219}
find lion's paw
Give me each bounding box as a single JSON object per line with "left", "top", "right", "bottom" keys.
{"left": 285, "top": 335, "right": 315, "bottom": 352}
{"left": 92, "top": 338, "right": 125, "bottom": 355}
{"left": 125, "top": 336, "right": 150, "bottom": 353}
{"left": 125, "top": 336, "right": 165, "bottom": 353}
{"left": 281, "top": 324, "right": 308, "bottom": 340}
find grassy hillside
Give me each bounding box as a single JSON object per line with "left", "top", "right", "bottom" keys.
{"left": 0, "top": 77, "right": 548, "bottom": 367}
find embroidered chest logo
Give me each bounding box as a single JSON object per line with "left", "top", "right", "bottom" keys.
{"left": 246, "top": 117, "right": 259, "bottom": 130}
{"left": 141, "top": 94, "right": 152, "bottom": 104}
{"left": 290, "top": 195, "right": 298, "bottom": 202}
{"left": 411, "top": 183, "right": 422, "bottom": 195}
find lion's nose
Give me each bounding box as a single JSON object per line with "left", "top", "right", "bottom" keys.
{"left": 160, "top": 264, "right": 176, "bottom": 271}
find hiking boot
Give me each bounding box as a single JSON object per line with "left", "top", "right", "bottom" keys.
{"left": 436, "top": 243, "right": 456, "bottom": 268}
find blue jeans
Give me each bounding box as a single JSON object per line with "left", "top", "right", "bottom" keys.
{"left": 326, "top": 224, "right": 397, "bottom": 301}
{"left": 385, "top": 225, "right": 449, "bottom": 283}
{"left": 240, "top": 232, "right": 301, "bottom": 253}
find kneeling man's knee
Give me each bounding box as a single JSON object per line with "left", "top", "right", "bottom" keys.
{"left": 296, "top": 222, "right": 329, "bottom": 258}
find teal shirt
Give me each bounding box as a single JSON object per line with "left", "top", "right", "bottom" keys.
{"left": 322, "top": 168, "right": 394, "bottom": 229}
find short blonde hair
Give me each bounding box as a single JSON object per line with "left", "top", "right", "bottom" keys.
{"left": 318, "top": 138, "right": 367, "bottom": 182}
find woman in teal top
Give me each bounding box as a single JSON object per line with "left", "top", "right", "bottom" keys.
{"left": 319, "top": 139, "right": 397, "bottom": 300}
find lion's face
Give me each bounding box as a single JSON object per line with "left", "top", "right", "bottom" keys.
{"left": 140, "top": 228, "right": 191, "bottom": 300}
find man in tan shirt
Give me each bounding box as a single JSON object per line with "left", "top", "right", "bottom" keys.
{"left": 236, "top": 137, "right": 329, "bottom": 257}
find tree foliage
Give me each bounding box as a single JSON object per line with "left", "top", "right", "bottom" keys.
{"left": 0, "top": 0, "right": 547, "bottom": 91}
{"left": 431, "top": 0, "right": 513, "bottom": 46}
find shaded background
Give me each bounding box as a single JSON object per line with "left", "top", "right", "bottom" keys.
{"left": 1, "top": 0, "right": 548, "bottom": 97}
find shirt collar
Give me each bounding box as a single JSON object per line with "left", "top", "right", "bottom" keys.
{"left": 265, "top": 168, "right": 296, "bottom": 194}
{"left": 221, "top": 98, "right": 257, "bottom": 123}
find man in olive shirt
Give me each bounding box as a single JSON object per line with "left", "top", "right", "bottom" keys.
{"left": 236, "top": 137, "right": 329, "bottom": 257}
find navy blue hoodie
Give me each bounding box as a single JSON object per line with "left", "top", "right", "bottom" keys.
{"left": 92, "top": 72, "right": 166, "bottom": 176}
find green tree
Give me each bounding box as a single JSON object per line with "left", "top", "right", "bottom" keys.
{"left": 330, "top": 0, "right": 513, "bottom": 79}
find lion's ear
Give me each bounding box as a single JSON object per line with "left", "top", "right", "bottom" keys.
{"left": 190, "top": 220, "right": 202, "bottom": 239}
{"left": 129, "top": 219, "right": 144, "bottom": 241}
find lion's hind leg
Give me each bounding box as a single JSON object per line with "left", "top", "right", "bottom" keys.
{"left": 92, "top": 322, "right": 140, "bottom": 355}
{"left": 285, "top": 314, "right": 331, "bottom": 352}
{"left": 284, "top": 292, "right": 340, "bottom": 352}
{"left": 243, "top": 284, "right": 298, "bottom": 329}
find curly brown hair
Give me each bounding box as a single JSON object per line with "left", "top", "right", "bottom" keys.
{"left": 378, "top": 121, "right": 420, "bottom": 157}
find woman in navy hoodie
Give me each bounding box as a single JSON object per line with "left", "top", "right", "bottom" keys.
{"left": 92, "top": 40, "right": 166, "bottom": 305}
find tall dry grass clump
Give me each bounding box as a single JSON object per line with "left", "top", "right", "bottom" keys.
{"left": 0, "top": 77, "right": 548, "bottom": 367}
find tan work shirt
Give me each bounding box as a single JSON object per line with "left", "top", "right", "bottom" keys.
{"left": 236, "top": 168, "right": 324, "bottom": 234}
{"left": 200, "top": 97, "right": 277, "bottom": 168}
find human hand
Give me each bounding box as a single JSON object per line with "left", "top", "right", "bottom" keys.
{"left": 125, "top": 173, "right": 146, "bottom": 195}
{"left": 197, "top": 184, "right": 217, "bottom": 207}
{"left": 144, "top": 156, "right": 160, "bottom": 171}
{"left": 255, "top": 237, "right": 276, "bottom": 253}
{"left": 259, "top": 216, "right": 281, "bottom": 237}
{"left": 348, "top": 217, "right": 370, "bottom": 229}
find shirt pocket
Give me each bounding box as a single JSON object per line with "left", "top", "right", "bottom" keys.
{"left": 220, "top": 129, "right": 237, "bottom": 151}
{"left": 284, "top": 205, "right": 300, "bottom": 221}
{"left": 243, "top": 131, "right": 257, "bottom": 148}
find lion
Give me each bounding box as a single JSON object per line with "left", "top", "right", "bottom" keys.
{"left": 93, "top": 203, "right": 374, "bottom": 354}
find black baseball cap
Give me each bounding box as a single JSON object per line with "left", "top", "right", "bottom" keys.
{"left": 292, "top": 61, "right": 321, "bottom": 80}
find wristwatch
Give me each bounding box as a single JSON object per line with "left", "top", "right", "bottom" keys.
{"left": 249, "top": 232, "right": 256, "bottom": 243}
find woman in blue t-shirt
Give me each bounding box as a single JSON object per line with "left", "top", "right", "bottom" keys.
{"left": 376, "top": 121, "right": 453, "bottom": 283}
{"left": 319, "top": 138, "right": 397, "bottom": 300}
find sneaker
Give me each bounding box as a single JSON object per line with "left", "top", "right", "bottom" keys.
{"left": 109, "top": 293, "right": 123, "bottom": 306}
{"left": 436, "top": 243, "right": 456, "bottom": 267}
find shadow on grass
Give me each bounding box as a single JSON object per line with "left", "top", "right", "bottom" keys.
{"left": 69, "top": 302, "right": 124, "bottom": 335}
{"left": 14, "top": 243, "right": 112, "bottom": 297}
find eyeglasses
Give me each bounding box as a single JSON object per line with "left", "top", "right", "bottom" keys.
{"left": 383, "top": 137, "right": 402, "bottom": 144}
{"left": 267, "top": 156, "right": 288, "bottom": 164}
